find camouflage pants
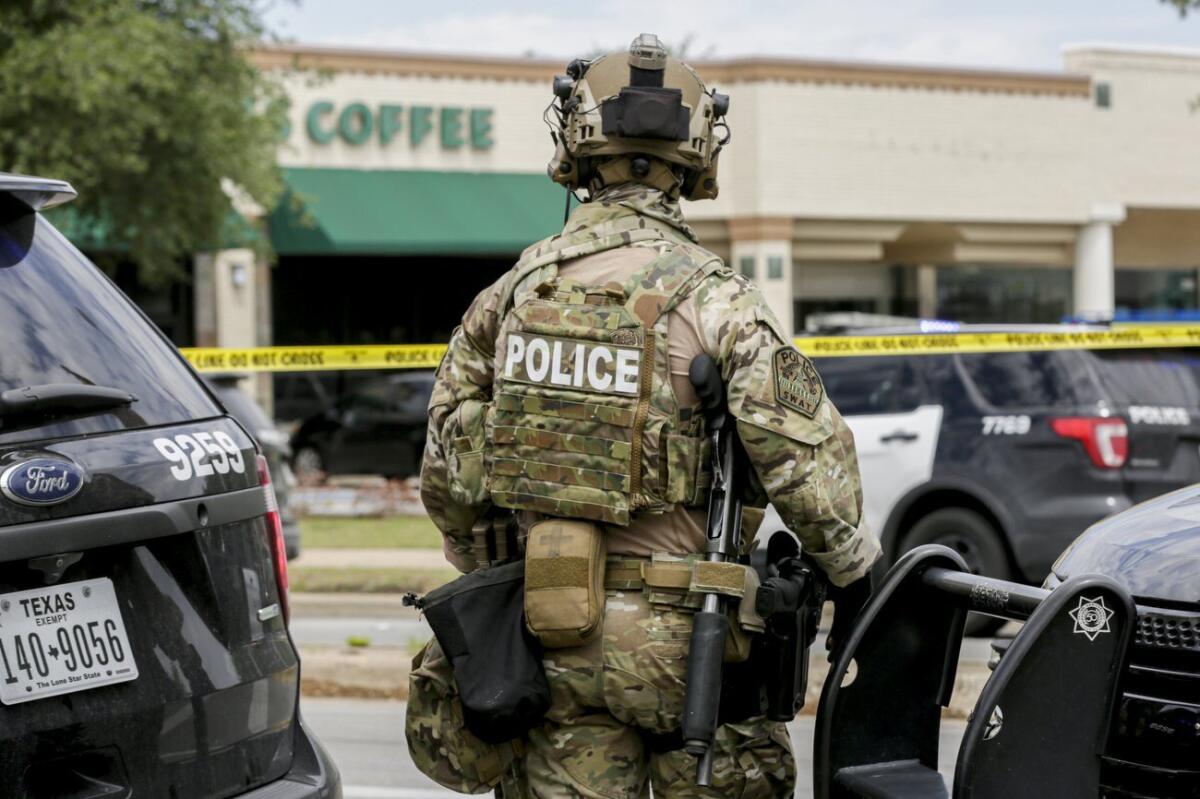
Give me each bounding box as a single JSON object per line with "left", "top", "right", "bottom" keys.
{"left": 504, "top": 590, "right": 794, "bottom": 799}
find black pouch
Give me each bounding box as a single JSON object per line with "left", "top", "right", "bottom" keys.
{"left": 418, "top": 560, "right": 550, "bottom": 744}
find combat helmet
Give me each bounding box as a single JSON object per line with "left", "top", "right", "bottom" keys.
{"left": 546, "top": 33, "right": 730, "bottom": 200}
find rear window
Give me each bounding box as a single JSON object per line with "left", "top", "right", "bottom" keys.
{"left": 956, "top": 351, "right": 1101, "bottom": 411}
{"left": 1089, "top": 348, "right": 1200, "bottom": 409}
{"left": 0, "top": 204, "right": 220, "bottom": 444}
{"left": 206, "top": 379, "right": 273, "bottom": 434}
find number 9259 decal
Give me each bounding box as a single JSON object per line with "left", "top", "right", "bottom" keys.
{"left": 152, "top": 431, "right": 246, "bottom": 481}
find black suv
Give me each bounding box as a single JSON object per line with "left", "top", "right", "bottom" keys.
{"left": 0, "top": 174, "right": 339, "bottom": 797}
{"left": 810, "top": 329, "right": 1200, "bottom": 627}
{"left": 1047, "top": 485, "right": 1200, "bottom": 797}
{"left": 290, "top": 372, "right": 433, "bottom": 480}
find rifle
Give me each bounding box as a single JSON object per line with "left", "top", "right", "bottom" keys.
{"left": 681, "top": 353, "right": 744, "bottom": 785}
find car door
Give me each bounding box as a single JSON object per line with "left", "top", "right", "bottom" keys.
{"left": 332, "top": 378, "right": 396, "bottom": 473}
{"left": 815, "top": 356, "right": 942, "bottom": 536}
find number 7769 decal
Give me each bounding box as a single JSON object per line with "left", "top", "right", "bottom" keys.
{"left": 153, "top": 431, "right": 246, "bottom": 480}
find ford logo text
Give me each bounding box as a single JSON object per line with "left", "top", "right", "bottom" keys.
{"left": 0, "top": 459, "right": 86, "bottom": 507}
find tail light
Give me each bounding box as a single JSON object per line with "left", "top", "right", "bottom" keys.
{"left": 1051, "top": 417, "right": 1128, "bottom": 469}
{"left": 257, "top": 454, "right": 290, "bottom": 624}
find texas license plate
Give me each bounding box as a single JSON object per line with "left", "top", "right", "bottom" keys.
{"left": 0, "top": 578, "right": 138, "bottom": 705}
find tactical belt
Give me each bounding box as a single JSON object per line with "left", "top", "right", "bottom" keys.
{"left": 603, "top": 557, "right": 750, "bottom": 600}
{"left": 605, "top": 557, "right": 690, "bottom": 591}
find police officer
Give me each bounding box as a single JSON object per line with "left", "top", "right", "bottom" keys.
{"left": 419, "top": 34, "right": 880, "bottom": 799}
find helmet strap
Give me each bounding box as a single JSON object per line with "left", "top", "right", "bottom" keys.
{"left": 590, "top": 155, "right": 685, "bottom": 199}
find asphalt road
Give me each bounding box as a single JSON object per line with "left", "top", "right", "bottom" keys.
{"left": 303, "top": 697, "right": 967, "bottom": 799}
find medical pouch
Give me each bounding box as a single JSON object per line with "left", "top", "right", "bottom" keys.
{"left": 523, "top": 518, "right": 607, "bottom": 649}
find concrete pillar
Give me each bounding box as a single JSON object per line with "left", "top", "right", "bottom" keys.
{"left": 193, "top": 255, "right": 218, "bottom": 347}
{"left": 730, "top": 239, "right": 795, "bottom": 336}
{"left": 194, "top": 249, "right": 270, "bottom": 407}
{"left": 1074, "top": 204, "right": 1126, "bottom": 321}
{"left": 916, "top": 264, "right": 938, "bottom": 319}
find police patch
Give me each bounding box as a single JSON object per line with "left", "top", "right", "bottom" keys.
{"left": 773, "top": 347, "right": 823, "bottom": 418}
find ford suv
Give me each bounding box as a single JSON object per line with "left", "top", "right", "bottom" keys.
{"left": 0, "top": 173, "right": 339, "bottom": 797}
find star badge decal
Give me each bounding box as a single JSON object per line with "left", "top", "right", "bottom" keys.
{"left": 1069, "top": 595, "right": 1114, "bottom": 641}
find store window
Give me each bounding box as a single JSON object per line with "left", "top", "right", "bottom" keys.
{"left": 936, "top": 266, "right": 1071, "bottom": 323}
{"left": 1115, "top": 269, "right": 1199, "bottom": 317}
{"left": 793, "top": 263, "right": 916, "bottom": 333}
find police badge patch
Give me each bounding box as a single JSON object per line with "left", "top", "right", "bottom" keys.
{"left": 773, "top": 347, "right": 823, "bottom": 418}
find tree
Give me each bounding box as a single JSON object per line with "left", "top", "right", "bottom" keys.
{"left": 0, "top": 0, "right": 289, "bottom": 283}
{"left": 1162, "top": 0, "right": 1200, "bottom": 16}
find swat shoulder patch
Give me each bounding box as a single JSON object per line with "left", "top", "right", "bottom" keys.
{"left": 773, "top": 347, "right": 824, "bottom": 418}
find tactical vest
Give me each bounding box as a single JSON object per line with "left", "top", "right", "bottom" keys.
{"left": 486, "top": 213, "right": 720, "bottom": 526}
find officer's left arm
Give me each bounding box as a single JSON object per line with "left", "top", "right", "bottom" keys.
{"left": 694, "top": 273, "right": 881, "bottom": 588}
{"left": 420, "top": 279, "right": 504, "bottom": 573}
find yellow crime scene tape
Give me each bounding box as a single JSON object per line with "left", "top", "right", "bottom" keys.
{"left": 180, "top": 325, "right": 1200, "bottom": 373}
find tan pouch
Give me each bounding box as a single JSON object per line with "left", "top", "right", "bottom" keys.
{"left": 523, "top": 519, "right": 606, "bottom": 649}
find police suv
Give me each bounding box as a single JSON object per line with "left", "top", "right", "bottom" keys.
{"left": 0, "top": 174, "right": 339, "bottom": 797}
{"left": 808, "top": 325, "right": 1200, "bottom": 631}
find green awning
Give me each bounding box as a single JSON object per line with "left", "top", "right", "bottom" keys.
{"left": 270, "top": 168, "right": 566, "bottom": 256}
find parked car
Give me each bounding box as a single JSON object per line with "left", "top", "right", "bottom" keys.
{"left": 0, "top": 173, "right": 338, "bottom": 797}
{"left": 290, "top": 371, "right": 433, "bottom": 480}
{"left": 802, "top": 327, "right": 1200, "bottom": 632}
{"left": 203, "top": 374, "right": 302, "bottom": 560}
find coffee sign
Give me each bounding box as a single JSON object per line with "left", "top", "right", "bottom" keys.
{"left": 305, "top": 101, "right": 494, "bottom": 150}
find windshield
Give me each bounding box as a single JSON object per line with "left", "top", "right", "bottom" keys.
{"left": 0, "top": 203, "right": 219, "bottom": 444}
{"left": 1089, "top": 348, "right": 1200, "bottom": 409}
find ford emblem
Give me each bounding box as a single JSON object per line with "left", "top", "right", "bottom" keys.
{"left": 0, "top": 458, "right": 86, "bottom": 507}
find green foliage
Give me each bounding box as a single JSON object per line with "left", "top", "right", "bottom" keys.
{"left": 0, "top": 0, "right": 289, "bottom": 283}
{"left": 1161, "top": 0, "right": 1200, "bottom": 16}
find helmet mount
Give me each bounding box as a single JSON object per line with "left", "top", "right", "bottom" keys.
{"left": 546, "top": 33, "right": 730, "bottom": 202}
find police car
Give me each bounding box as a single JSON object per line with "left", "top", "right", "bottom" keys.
{"left": 0, "top": 174, "right": 339, "bottom": 796}
{"left": 808, "top": 324, "right": 1200, "bottom": 633}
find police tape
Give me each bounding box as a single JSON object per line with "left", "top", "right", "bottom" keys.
{"left": 181, "top": 344, "right": 448, "bottom": 372}
{"left": 180, "top": 325, "right": 1200, "bottom": 373}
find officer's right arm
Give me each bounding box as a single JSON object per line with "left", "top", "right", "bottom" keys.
{"left": 693, "top": 272, "right": 881, "bottom": 588}
{"left": 420, "top": 278, "right": 504, "bottom": 573}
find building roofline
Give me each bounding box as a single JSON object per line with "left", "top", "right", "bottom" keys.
{"left": 1063, "top": 42, "right": 1200, "bottom": 60}
{"left": 248, "top": 43, "right": 1091, "bottom": 98}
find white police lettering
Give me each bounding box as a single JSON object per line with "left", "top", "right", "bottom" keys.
{"left": 526, "top": 338, "right": 551, "bottom": 382}
{"left": 504, "top": 333, "right": 640, "bottom": 396}
{"left": 550, "top": 341, "right": 572, "bottom": 386}
{"left": 1129, "top": 406, "right": 1190, "bottom": 426}
{"left": 615, "top": 349, "right": 640, "bottom": 393}
{"left": 588, "top": 347, "right": 613, "bottom": 391}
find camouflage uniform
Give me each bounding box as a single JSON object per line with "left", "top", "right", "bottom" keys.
{"left": 419, "top": 182, "right": 880, "bottom": 798}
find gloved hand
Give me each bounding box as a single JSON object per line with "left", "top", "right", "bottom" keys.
{"left": 825, "top": 573, "right": 873, "bottom": 660}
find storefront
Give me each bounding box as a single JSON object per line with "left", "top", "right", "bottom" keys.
{"left": 184, "top": 43, "right": 1200, "bottom": 362}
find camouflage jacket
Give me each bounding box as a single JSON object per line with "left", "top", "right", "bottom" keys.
{"left": 421, "top": 184, "right": 880, "bottom": 586}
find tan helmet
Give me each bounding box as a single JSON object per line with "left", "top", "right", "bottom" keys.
{"left": 546, "top": 33, "right": 730, "bottom": 201}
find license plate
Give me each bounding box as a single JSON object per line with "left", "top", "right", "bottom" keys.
{"left": 0, "top": 578, "right": 138, "bottom": 705}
